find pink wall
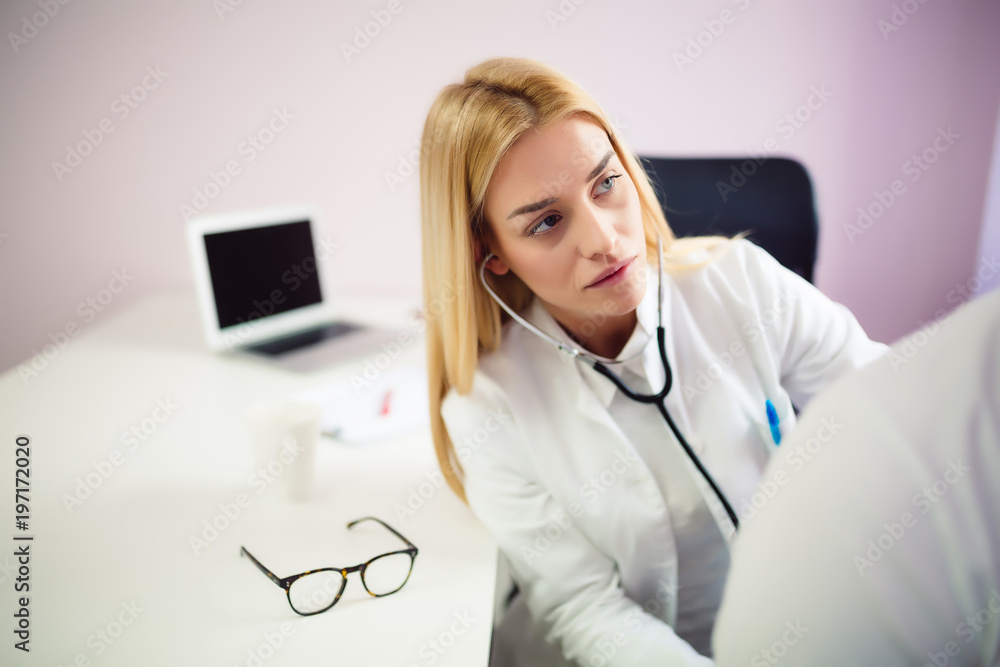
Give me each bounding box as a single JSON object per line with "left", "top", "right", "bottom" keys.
{"left": 975, "top": 105, "right": 1000, "bottom": 298}
{"left": 2, "top": 0, "right": 998, "bottom": 372}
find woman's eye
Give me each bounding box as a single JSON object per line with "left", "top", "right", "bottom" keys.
{"left": 596, "top": 173, "right": 621, "bottom": 195}
{"left": 529, "top": 213, "right": 560, "bottom": 236}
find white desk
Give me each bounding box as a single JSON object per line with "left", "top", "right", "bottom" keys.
{"left": 0, "top": 293, "right": 498, "bottom": 666}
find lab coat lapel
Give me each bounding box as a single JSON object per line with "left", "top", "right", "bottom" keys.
{"left": 521, "top": 289, "right": 682, "bottom": 624}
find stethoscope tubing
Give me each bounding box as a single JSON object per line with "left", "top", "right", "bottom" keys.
{"left": 587, "top": 327, "right": 740, "bottom": 529}
{"left": 478, "top": 242, "right": 740, "bottom": 531}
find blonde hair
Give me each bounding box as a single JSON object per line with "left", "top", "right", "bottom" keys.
{"left": 420, "top": 57, "right": 722, "bottom": 501}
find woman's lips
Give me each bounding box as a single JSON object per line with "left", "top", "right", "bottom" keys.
{"left": 586, "top": 257, "right": 635, "bottom": 289}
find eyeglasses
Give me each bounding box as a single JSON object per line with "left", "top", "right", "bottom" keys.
{"left": 240, "top": 516, "right": 418, "bottom": 616}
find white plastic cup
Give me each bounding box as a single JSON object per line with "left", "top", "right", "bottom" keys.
{"left": 245, "top": 399, "right": 321, "bottom": 503}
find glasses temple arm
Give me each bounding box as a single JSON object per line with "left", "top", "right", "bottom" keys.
{"left": 347, "top": 517, "right": 417, "bottom": 551}
{"left": 240, "top": 547, "right": 284, "bottom": 587}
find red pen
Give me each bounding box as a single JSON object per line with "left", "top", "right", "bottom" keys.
{"left": 379, "top": 389, "right": 393, "bottom": 417}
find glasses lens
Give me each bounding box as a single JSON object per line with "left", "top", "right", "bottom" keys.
{"left": 288, "top": 571, "right": 345, "bottom": 615}
{"left": 362, "top": 552, "right": 414, "bottom": 596}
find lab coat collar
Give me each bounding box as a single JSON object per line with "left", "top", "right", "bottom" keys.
{"left": 522, "top": 264, "right": 663, "bottom": 409}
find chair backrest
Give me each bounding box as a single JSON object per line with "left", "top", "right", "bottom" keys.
{"left": 640, "top": 156, "right": 818, "bottom": 283}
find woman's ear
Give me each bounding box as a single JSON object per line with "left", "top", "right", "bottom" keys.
{"left": 475, "top": 238, "right": 510, "bottom": 276}
{"left": 485, "top": 254, "right": 510, "bottom": 276}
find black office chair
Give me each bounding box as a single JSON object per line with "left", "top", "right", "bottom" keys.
{"left": 640, "top": 156, "right": 819, "bottom": 283}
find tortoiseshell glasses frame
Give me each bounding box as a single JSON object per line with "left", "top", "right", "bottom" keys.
{"left": 240, "top": 516, "right": 418, "bottom": 616}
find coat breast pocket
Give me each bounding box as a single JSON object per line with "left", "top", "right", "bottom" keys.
{"left": 754, "top": 395, "right": 795, "bottom": 458}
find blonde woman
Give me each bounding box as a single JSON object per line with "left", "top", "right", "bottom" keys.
{"left": 420, "top": 57, "right": 886, "bottom": 666}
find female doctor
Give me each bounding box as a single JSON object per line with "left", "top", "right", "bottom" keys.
{"left": 419, "top": 58, "right": 887, "bottom": 666}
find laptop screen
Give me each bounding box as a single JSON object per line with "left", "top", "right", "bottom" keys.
{"left": 203, "top": 219, "right": 323, "bottom": 329}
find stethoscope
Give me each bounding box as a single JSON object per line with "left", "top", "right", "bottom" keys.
{"left": 479, "top": 239, "right": 740, "bottom": 530}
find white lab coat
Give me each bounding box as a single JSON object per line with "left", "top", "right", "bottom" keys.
{"left": 713, "top": 288, "right": 1000, "bottom": 665}
{"left": 441, "top": 240, "right": 887, "bottom": 666}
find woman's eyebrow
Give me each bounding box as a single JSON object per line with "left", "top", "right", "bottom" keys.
{"left": 506, "top": 150, "right": 617, "bottom": 222}
{"left": 586, "top": 150, "right": 615, "bottom": 181}
{"left": 507, "top": 196, "right": 558, "bottom": 221}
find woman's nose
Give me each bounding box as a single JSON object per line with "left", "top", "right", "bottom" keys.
{"left": 576, "top": 205, "right": 617, "bottom": 258}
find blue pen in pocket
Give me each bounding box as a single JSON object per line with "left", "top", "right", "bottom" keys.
{"left": 765, "top": 400, "right": 782, "bottom": 445}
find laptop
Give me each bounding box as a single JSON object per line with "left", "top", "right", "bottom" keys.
{"left": 186, "top": 205, "right": 393, "bottom": 372}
